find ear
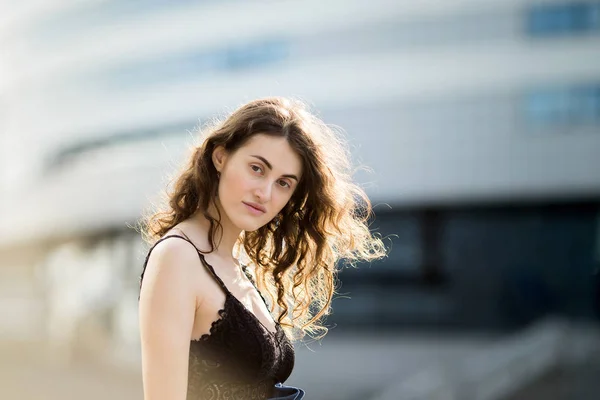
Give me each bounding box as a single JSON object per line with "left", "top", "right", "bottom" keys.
{"left": 212, "top": 145, "right": 228, "bottom": 173}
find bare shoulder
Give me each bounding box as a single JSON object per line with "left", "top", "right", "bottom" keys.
{"left": 140, "top": 237, "right": 200, "bottom": 301}
{"left": 141, "top": 234, "right": 220, "bottom": 306}
{"left": 149, "top": 236, "right": 200, "bottom": 268}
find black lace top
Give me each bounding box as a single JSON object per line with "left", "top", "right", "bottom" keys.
{"left": 140, "top": 234, "right": 295, "bottom": 400}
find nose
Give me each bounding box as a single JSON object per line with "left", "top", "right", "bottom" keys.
{"left": 254, "top": 180, "right": 272, "bottom": 203}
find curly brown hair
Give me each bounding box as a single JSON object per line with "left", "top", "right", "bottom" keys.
{"left": 140, "top": 97, "right": 387, "bottom": 340}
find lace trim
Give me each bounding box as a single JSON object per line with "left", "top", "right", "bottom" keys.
{"left": 195, "top": 307, "right": 227, "bottom": 342}
{"left": 193, "top": 293, "right": 282, "bottom": 342}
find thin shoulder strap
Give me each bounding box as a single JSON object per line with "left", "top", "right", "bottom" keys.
{"left": 139, "top": 234, "right": 230, "bottom": 296}
{"left": 169, "top": 229, "right": 231, "bottom": 295}
{"left": 240, "top": 264, "right": 271, "bottom": 309}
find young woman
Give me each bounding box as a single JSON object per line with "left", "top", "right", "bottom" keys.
{"left": 138, "top": 97, "right": 386, "bottom": 400}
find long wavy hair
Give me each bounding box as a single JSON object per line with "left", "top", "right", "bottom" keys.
{"left": 141, "top": 97, "right": 387, "bottom": 340}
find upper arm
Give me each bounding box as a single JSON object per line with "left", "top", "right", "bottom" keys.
{"left": 139, "top": 239, "right": 199, "bottom": 400}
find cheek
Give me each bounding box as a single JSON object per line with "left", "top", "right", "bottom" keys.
{"left": 222, "top": 168, "right": 250, "bottom": 199}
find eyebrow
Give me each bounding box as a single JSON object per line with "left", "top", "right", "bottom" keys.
{"left": 250, "top": 155, "right": 299, "bottom": 181}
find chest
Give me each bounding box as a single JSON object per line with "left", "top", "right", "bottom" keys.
{"left": 189, "top": 295, "right": 294, "bottom": 383}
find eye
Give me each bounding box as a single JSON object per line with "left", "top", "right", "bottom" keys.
{"left": 278, "top": 180, "right": 291, "bottom": 188}
{"left": 250, "top": 164, "right": 263, "bottom": 174}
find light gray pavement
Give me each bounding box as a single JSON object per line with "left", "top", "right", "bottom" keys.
{"left": 288, "top": 331, "right": 496, "bottom": 400}
{"left": 0, "top": 349, "right": 142, "bottom": 400}
{"left": 504, "top": 350, "right": 600, "bottom": 400}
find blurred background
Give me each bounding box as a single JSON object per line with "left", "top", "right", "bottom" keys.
{"left": 1, "top": 0, "right": 600, "bottom": 399}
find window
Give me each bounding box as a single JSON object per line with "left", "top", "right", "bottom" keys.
{"left": 523, "top": 84, "right": 600, "bottom": 126}
{"left": 525, "top": 1, "right": 600, "bottom": 37}
{"left": 104, "top": 39, "right": 290, "bottom": 89}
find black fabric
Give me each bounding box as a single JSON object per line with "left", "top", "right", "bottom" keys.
{"left": 140, "top": 234, "right": 295, "bottom": 400}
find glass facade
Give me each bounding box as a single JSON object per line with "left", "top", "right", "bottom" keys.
{"left": 333, "top": 203, "right": 600, "bottom": 331}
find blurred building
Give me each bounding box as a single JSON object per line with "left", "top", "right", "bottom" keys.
{"left": 1, "top": 0, "right": 600, "bottom": 364}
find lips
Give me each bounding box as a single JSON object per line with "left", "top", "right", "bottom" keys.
{"left": 243, "top": 201, "right": 266, "bottom": 213}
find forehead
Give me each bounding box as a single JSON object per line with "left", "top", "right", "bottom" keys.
{"left": 238, "top": 134, "right": 302, "bottom": 175}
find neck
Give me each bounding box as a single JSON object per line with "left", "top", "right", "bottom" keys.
{"left": 190, "top": 199, "right": 242, "bottom": 261}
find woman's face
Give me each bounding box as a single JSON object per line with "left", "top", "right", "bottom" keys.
{"left": 212, "top": 134, "right": 303, "bottom": 232}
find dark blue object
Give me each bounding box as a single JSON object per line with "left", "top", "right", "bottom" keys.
{"left": 268, "top": 383, "right": 306, "bottom": 399}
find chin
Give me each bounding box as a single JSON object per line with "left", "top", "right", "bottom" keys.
{"left": 241, "top": 222, "right": 268, "bottom": 232}
{"left": 231, "top": 216, "right": 267, "bottom": 232}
